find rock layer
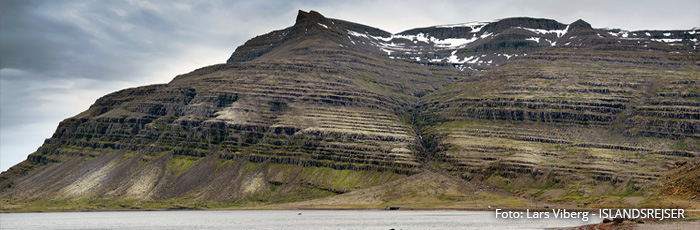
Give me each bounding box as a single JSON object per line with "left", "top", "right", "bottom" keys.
{"left": 1, "top": 10, "right": 698, "bottom": 210}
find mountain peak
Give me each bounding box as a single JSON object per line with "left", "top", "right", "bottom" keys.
{"left": 481, "top": 17, "right": 567, "bottom": 33}
{"left": 3, "top": 10, "right": 700, "bottom": 213}
{"left": 568, "top": 19, "right": 593, "bottom": 31}
{"left": 295, "top": 10, "right": 328, "bottom": 26}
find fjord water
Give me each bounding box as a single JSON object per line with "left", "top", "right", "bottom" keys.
{"left": 0, "top": 210, "right": 601, "bottom": 230}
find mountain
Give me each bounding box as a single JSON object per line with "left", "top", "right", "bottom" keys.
{"left": 1, "top": 10, "right": 699, "bottom": 211}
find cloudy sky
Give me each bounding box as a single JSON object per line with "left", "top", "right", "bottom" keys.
{"left": 1, "top": 0, "right": 698, "bottom": 171}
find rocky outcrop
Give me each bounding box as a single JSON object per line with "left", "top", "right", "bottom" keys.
{"left": 663, "top": 158, "right": 700, "bottom": 199}
{"left": 1, "top": 10, "right": 698, "bottom": 210}
{"left": 421, "top": 32, "right": 699, "bottom": 200}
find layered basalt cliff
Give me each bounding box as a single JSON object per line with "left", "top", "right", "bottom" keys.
{"left": 419, "top": 34, "right": 699, "bottom": 204}
{"left": 1, "top": 10, "right": 698, "bottom": 210}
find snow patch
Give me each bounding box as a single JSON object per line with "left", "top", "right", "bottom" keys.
{"left": 518, "top": 25, "right": 569, "bottom": 38}
{"left": 436, "top": 21, "right": 491, "bottom": 28}
{"left": 435, "top": 38, "right": 478, "bottom": 47}
{"left": 347, "top": 30, "right": 392, "bottom": 42}
{"left": 652, "top": 38, "right": 683, "bottom": 43}
{"left": 348, "top": 36, "right": 356, "bottom": 45}
{"left": 318, "top": 23, "right": 329, "bottom": 29}
{"left": 526, "top": 37, "right": 540, "bottom": 43}
{"left": 465, "top": 56, "right": 479, "bottom": 64}
{"left": 607, "top": 30, "right": 630, "bottom": 37}
{"left": 620, "top": 37, "right": 645, "bottom": 40}
{"left": 480, "top": 32, "right": 493, "bottom": 39}
{"left": 381, "top": 48, "right": 393, "bottom": 55}
{"left": 347, "top": 29, "right": 489, "bottom": 60}
{"left": 448, "top": 50, "right": 462, "bottom": 63}
{"left": 393, "top": 33, "right": 432, "bottom": 43}
{"left": 435, "top": 20, "right": 494, "bottom": 33}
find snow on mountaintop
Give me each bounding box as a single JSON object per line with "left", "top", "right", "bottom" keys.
{"left": 517, "top": 25, "right": 569, "bottom": 38}
{"left": 435, "top": 20, "right": 496, "bottom": 32}
{"left": 435, "top": 21, "right": 494, "bottom": 28}
{"left": 341, "top": 17, "right": 700, "bottom": 71}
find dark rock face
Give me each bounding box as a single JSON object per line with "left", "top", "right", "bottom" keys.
{"left": 568, "top": 19, "right": 593, "bottom": 31}
{"left": 227, "top": 10, "right": 391, "bottom": 64}
{"left": 295, "top": 10, "right": 328, "bottom": 26}
{"left": 1, "top": 10, "right": 698, "bottom": 209}
{"left": 480, "top": 17, "right": 567, "bottom": 33}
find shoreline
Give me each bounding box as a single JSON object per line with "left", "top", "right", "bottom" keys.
{"left": 1, "top": 206, "right": 687, "bottom": 213}
{"left": 0, "top": 207, "right": 597, "bottom": 213}
{"left": 4, "top": 207, "right": 698, "bottom": 230}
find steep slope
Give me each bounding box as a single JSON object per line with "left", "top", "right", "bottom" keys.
{"left": 421, "top": 28, "right": 700, "bottom": 205}
{"left": 663, "top": 158, "right": 700, "bottom": 199}
{"left": 0, "top": 11, "right": 461, "bottom": 209}
{"left": 1, "top": 10, "right": 698, "bottom": 211}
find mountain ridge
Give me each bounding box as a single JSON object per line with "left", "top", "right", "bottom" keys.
{"left": 229, "top": 11, "right": 699, "bottom": 72}
{"left": 1, "top": 10, "right": 699, "bottom": 212}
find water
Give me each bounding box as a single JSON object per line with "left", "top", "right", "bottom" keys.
{"left": 0, "top": 210, "right": 601, "bottom": 230}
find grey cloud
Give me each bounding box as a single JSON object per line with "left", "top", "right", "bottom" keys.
{"left": 0, "top": 1, "right": 91, "bottom": 74}
{"left": 0, "top": 0, "right": 285, "bottom": 171}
